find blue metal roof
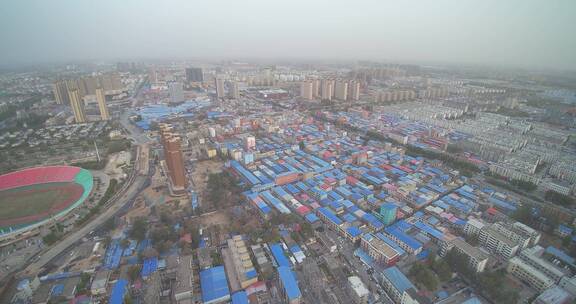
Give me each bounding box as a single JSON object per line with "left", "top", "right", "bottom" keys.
{"left": 346, "top": 226, "right": 362, "bottom": 238}
{"left": 270, "top": 243, "right": 291, "bottom": 267}
{"left": 278, "top": 266, "right": 302, "bottom": 300}
{"left": 51, "top": 284, "right": 64, "bottom": 296}
{"left": 109, "top": 279, "right": 128, "bottom": 304}
{"left": 200, "top": 266, "right": 230, "bottom": 304}
{"left": 231, "top": 291, "right": 249, "bottom": 304}
{"left": 385, "top": 227, "right": 422, "bottom": 251}
{"left": 545, "top": 246, "right": 576, "bottom": 267}
{"left": 317, "top": 207, "right": 343, "bottom": 225}
{"left": 141, "top": 257, "right": 158, "bottom": 278}
{"left": 354, "top": 247, "right": 375, "bottom": 267}
{"left": 305, "top": 213, "right": 319, "bottom": 223}
{"left": 414, "top": 221, "right": 444, "bottom": 240}
{"left": 382, "top": 266, "right": 415, "bottom": 293}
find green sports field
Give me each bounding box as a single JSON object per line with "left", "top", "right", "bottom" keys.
{"left": 0, "top": 182, "right": 83, "bottom": 227}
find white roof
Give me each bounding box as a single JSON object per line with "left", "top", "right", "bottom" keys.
{"left": 348, "top": 276, "right": 369, "bottom": 297}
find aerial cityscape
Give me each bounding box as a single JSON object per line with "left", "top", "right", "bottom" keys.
{"left": 1, "top": 1, "right": 576, "bottom": 304}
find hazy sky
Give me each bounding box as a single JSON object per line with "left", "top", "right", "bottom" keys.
{"left": 1, "top": 0, "right": 575, "bottom": 69}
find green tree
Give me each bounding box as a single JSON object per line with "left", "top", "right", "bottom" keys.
{"left": 409, "top": 263, "right": 439, "bottom": 291}
{"left": 130, "top": 217, "right": 148, "bottom": 241}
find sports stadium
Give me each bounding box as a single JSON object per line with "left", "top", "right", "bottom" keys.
{"left": 0, "top": 166, "right": 93, "bottom": 243}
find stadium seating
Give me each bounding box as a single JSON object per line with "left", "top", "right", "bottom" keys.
{"left": 0, "top": 166, "right": 81, "bottom": 191}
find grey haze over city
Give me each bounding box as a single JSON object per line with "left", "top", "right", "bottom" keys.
{"left": 2, "top": 1, "right": 576, "bottom": 304}
{"left": 1, "top": 0, "right": 575, "bottom": 69}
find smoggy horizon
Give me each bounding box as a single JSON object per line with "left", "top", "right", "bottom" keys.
{"left": 1, "top": 0, "right": 575, "bottom": 70}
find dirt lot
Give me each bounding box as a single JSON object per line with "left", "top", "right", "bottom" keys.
{"left": 190, "top": 160, "right": 223, "bottom": 192}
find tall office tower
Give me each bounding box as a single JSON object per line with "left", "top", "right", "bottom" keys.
{"left": 159, "top": 124, "right": 188, "bottom": 193}
{"left": 68, "top": 87, "right": 87, "bottom": 123}
{"left": 169, "top": 82, "right": 185, "bottom": 104}
{"left": 312, "top": 79, "right": 320, "bottom": 97}
{"left": 321, "top": 80, "right": 333, "bottom": 101}
{"left": 53, "top": 80, "right": 70, "bottom": 105}
{"left": 228, "top": 81, "right": 240, "bottom": 99}
{"left": 300, "top": 81, "right": 313, "bottom": 100}
{"left": 380, "top": 203, "right": 397, "bottom": 226}
{"left": 95, "top": 87, "right": 110, "bottom": 120}
{"left": 349, "top": 80, "right": 360, "bottom": 101}
{"left": 215, "top": 78, "right": 226, "bottom": 99}
{"left": 335, "top": 81, "right": 348, "bottom": 101}
{"left": 185, "top": 67, "right": 204, "bottom": 83}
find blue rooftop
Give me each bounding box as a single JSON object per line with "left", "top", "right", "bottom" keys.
{"left": 231, "top": 291, "right": 249, "bottom": 304}
{"left": 278, "top": 266, "right": 302, "bottom": 300}
{"left": 270, "top": 243, "right": 291, "bottom": 268}
{"left": 346, "top": 226, "right": 363, "bottom": 238}
{"left": 109, "top": 279, "right": 128, "bottom": 304}
{"left": 545, "top": 246, "right": 576, "bottom": 267}
{"left": 382, "top": 266, "right": 415, "bottom": 293}
{"left": 200, "top": 266, "right": 230, "bottom": 304}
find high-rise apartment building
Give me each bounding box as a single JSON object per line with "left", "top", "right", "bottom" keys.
{"left": 312, "top": 79, "right": 320, "bottom": 98}
{"left": 53, "top": 80, "right": 70, "bottom": 105}
{"left": 185, "top": 67, "right": 204, "bottom": 83}
{"left": 349, "top": 80, "right": 360, "bottom": 101}
{"left": 215, "top": 78, "right": 226, "bottom": 99}
{"left": 228, "top": 81, "right": 240, "bottom": 99}
{"left": 160, "top": 124, "right": 188, "bottom": 194}
{"left": 95, "top": 87, "right": 110, "bottom": 121}
{"left": 68, "top": 86, "right": 86, "bottom": 123}
{"left": 321, "top": 80, "right": 333, "bottom": 101}
{"left": 300, "top": 81, "right": 313, "bottom": 100}
{"left": 335, "top": 81, "right": 348, "bottom": 100}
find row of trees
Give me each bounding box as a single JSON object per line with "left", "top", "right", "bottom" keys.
{"left": 405, "top": 145, "right": 480, "bottom": 177}
{"left": 545, "top": 190, "right": 575, "bottom": 207}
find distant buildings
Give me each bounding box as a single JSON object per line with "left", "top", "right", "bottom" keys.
{"left": 169, "top": 82, "right": 185, "bottom": 104}
{"left": 228, "top": 81, "right": 240, "bottom": 99}
{"left": 186, "top": 67, "right": 204, "bottom": 83}
{"left": 321, "top": 79, "right": 333, "bottom": 101}
{"left": 335, "top": 80, "right": 348, "bottom": 101}
{"left": 349, "top": 80, "right": 360, "bottom": 101}
{"left": 95, "top": 87, "right": 110, "bottom": 121}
